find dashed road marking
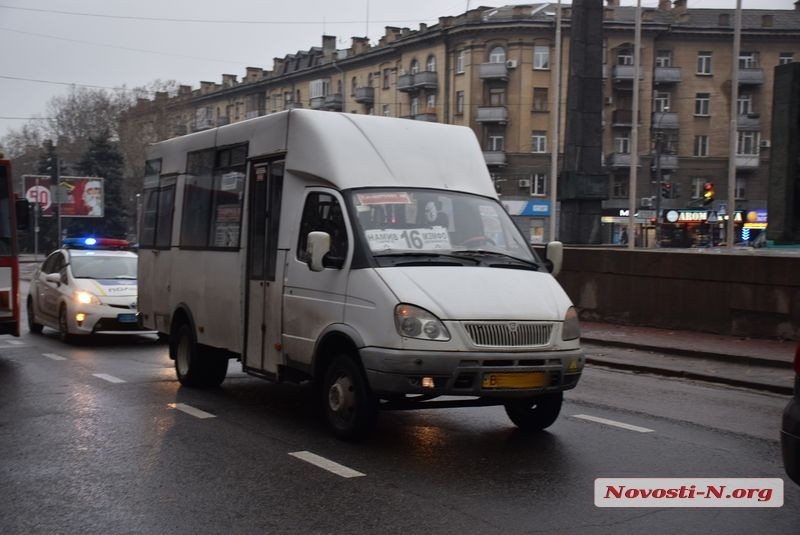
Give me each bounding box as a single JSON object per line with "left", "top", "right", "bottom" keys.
{"left": 43, "top": 353, "right": 67, "bottom": 361}
{"left": 6, "top": 340, "right": 25, "bottom": 346}
{"left": 289, "top": 450, "right": 365, "bottom": 478}
{"left": 572, "top": 414, "right": 654, "bottom": 433}
{"left": 168, "top": 403, "right": 216, "bottom": 419}
{"left": 93, "top": 373, "right": 126, "bottom": 384}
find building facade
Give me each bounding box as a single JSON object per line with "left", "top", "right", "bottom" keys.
{"left": 120, "top": 2, "right": 800, "bottom": 246}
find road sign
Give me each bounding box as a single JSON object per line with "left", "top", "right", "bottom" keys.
{"left": 25, "top": 185, "right": 51, "bottom": 211}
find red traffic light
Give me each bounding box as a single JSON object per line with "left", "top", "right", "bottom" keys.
{"left": 703, "top": 182, "right": 714, "bottom": 205}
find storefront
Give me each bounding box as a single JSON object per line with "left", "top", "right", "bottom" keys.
{"left": 601, "top": 208, "right": 656, "bottom": 246}
{"left": 657, "top": 209, "right": 764, "bottom": 247}
{"left": 501, "top": 199, "right": 551, "bottom": 244}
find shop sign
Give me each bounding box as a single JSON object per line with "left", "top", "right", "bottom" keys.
{"left": 665, "top": 210, "right": 709, "bottom": 223}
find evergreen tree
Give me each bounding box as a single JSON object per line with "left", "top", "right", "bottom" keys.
{"left": 68, "top": 131, "right": 130, "bottom": 239}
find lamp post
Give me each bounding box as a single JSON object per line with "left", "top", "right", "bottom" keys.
{"left": 652, "top": 106, "right": 668, "bottom": 246}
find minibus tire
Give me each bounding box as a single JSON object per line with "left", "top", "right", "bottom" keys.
{"left": 321, "top": 353, "right": 377, "bottom": 441}
{"left": 173, "top": 323, "right": 227, "bottom": 388}
{"left": 503, "top": 392, "right": 563, "bottom": 431}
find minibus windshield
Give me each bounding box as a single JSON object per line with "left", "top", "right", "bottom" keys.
{"left": 349, "top": 189, "right": 538, "bottom": 264}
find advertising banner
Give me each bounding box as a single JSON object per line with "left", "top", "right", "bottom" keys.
{"left": 23, "top": 175, "right": 104, "bottom": 218}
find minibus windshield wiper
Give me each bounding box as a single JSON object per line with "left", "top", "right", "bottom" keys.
{"left": 450, "top": 250, "right": 540, "bottom": 269}
{"left": 372, "top": 251, "right": 481, "bottom": 266}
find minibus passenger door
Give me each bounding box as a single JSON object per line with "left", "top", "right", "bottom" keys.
{"left": 243, "top": 160, "right": 284, "bottom": 375}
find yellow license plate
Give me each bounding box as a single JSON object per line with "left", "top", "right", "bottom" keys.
{"left": 482, "top": 372, "right": 549, "bottom": 389}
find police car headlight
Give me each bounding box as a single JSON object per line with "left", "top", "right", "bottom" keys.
{"left": 562, "top": 306, "right": 581, "bottom": 341}
{"left": 74, "top": 290, "right": 101, "bottom": 306}
{"left": 394, "top": 304, "right": 450, "bottom": 341}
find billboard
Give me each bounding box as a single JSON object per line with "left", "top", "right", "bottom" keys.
{"left": 23, "top": 175, "right": 104, "bottom": 218}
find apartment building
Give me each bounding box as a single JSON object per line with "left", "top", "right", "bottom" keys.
{"left": 120, "top": 2, "right": 800, "bottom": 246}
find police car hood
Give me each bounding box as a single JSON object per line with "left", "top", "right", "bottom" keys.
{"left": 374, "top": 267, "right": 571, "bottom": 321}
{"left": 75, "top": 278, "right": 138, "bottom": 298}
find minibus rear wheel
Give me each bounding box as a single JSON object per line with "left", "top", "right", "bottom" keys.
{"left": 321, "top": 353, "right": 377, "bottom": 441}
{"left": 503, "top": 392, "right": 563, "bottom": 431}
{"left": 173, "top": 323, "right": 227, "bottom": 388}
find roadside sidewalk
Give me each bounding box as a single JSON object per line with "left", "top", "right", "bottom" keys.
{"left": 581, "top": 321, "right": 796, "bottom": 395}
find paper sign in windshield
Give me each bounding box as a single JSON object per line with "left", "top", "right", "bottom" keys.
{"left": 365, "top": 226, "right": 451, "bottom": 251}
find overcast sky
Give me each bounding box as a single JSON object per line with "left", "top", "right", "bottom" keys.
{"left": 1, "top": 0, "right": 797, "bottom": 143}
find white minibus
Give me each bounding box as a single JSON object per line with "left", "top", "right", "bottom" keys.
{"left": 138, "top": 109, "right": 583, "bottom": 439}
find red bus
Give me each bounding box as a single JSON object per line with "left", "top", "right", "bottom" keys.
{"left": 0, "top": 158, "right": 26, "bottom": 336}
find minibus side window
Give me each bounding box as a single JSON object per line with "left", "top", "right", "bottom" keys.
{"left": 297, "top": 192, "right": 347, "bottom": 269}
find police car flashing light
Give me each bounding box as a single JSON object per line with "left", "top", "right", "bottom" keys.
{"left": 62, "top": 237, "right": 131, "bottom": 250}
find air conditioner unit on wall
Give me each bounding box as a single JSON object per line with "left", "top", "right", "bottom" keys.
{"left": 518, "top": 179, "right": 531, "bottom": 188}
{"left": 760, "top": 139, "right": 771, "bottom": 148}
{"left": 506, "top": 59, "right": 518, "bottom": 69}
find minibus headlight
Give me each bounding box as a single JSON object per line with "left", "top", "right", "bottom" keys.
{"left": 562, "top": 306, "right": 581, "bottom": 341}
{"left": 74, "top": 290, "right": 101, "bottom": 306}
{"left": 394, "top": 304, "right": 450, "bottom": 341}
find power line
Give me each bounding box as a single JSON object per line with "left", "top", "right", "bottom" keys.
{"left": 0, "top": 74, "right": 123, "bottom": 91}
{"left": 0, "top": 4, "right": 425, "bottom": 26}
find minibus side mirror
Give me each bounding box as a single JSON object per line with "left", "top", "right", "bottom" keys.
{"left": 544, "top": 241, "right": 563, "bottom": 277}
{"left": 307, "top": 231, "right": 331, "bottom": 272}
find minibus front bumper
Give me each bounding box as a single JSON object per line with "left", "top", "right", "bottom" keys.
{"left": 359, "top": 347, "right": 584, "bottom": 398}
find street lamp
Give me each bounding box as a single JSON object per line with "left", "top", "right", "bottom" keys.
{"left": 652, "top": 106, "right": 668, "bottom": 246}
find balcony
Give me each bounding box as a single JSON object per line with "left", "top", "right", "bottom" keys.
{"left": 401, "top": 112, "right": 438, "bottom": 122}
{"left": 479, "top": 62, "right": 509, "bottom": 81}
{"left": 605, "top": 152, "right": 640, "bottom": 168}
{"left": 323, "top": 93, "right": 343, "bottom": 111}
{"left": 735, "top": 154, "right": 760, "bottom": 169}
{"left": 397, "top": 71, "right": 439, "bottom": 92}
{"left": 353, "top": 86, "right": 375, "bottom": 104}
{"left": 652, "top": 111, "right": 679, "bottom": 130}
{"left": 309, "top": 96, "right": 325, "bottom": 109}
{"left": 654, "top": 66, "right": 682, "bottom": 84}
{"left": 612, "top": 65, "right": 644, "bottom": 83}
{"left": 284, "top": 101, "right": 303, "bottom": 110}
{"left": 736, "top": 113, "right": 761, "bottom": 131}
{"left": 483, "top": 151, "right": 507, "bottom": 166}
{"left": 611, "top": 109, "right": 640, "bottom": 127}
{"left": 738, "top": 68, "right": 764, "bottom": 85}
{"left": 476, "top": 106, "right": 509, "bottom": 124}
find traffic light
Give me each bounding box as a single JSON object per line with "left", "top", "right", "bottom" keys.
{"left": 661, "top": 182, "right": 673, "bottom": 198}
{"left": 703, "top": 182, "right": 714, "bottom": 205}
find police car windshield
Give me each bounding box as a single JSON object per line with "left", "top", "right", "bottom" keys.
{"left": 70, "top": 256, "right": 137, "bottom": 280}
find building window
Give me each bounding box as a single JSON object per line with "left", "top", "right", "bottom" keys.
{"left": 697, "top": 51, "right": 712, "bottom": 75}
{"left": 779, "top": 52, "right": 794, "bottom": 65}
{"left": 489, "top": 87, "right": 506, "bottom": 106}
{"left": 456, "top": 91, "right": 464, "bottom": 114}
{"left": 410, "top": 97, "right": 419, "bottom": 116}
{"left": 739, "top": 52, "right": 758, "bottom": 69}
{"left": 426, "top": 94, "right": 436, "bottom": 110}
{"left": 309, "top": 79, "right": 329, "bottom": 98}
{"left": 534, "top": 45, "right": 550, "bottom": 70}
{"left": 367, "top": 72, "right": 374, "bottom": 86}
{"left": 456, "top": 50, "right": 465, "bottom": 73}
{"left": 690, "top": 177, "right": 707, "bottom": 199}
{"left": 694, "top": 135, "right": 709, "bottom": 157}
{"left": 382, "top": 104, "right": 390, "bottom": 117}
{"left": 488, "top": 46, "right": 506, "bottom": 64}
{"left": 695, "top": 93, "right": 710, "bottom": 116}
{"left": 410, "top": 59, "right": 419, "bottom": 74}
{"left": 351, "top": 77, "right": 358, "bottom": 95}
{"left": 426, "top": 55, "right": 436, "bottom": 72}
{"left": 617, "top": 48, "right": 633, "bottom": 66}
{"left": 735, "top": 178, "right": 747, "bottom": 200}
{"left": 655, "top": 50, "right": 672, "bottom": 68}
{"left": 612, "top": 175, "right": 629, "bottom": 198}
{"left": 654, "top": 92, "right": 670, "bottom": 112}
{"left": 382, "top": 68, "right": 391, "bottom": 89}
{"left": 487, "top": 130, "right": 505, "bottom": 151}
{"left": 737, "top": 131, "right": 758, "bottom": 155}
{"left": 533, "top": 87, "right": 548, "bottom": 112}
{"left": 531, "top": 131, "right": 547, "bottom": 153}
{"left": 615, "top": 136, "right": 630, "bottom": 154}
{"left": 532, "top": 173, "right": 547, "bottom": 196}
{"left": 737, "top": 94, "right": 753, "bottom": 115}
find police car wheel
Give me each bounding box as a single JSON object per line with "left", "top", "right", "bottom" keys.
{"left": 58, "top": 305, "right": 73, "bottom": 343}
{"left": 503, "top": 392, "right": 563, "bottom": 431}
{"left": 27, "top": 298, "right": 43, "bottom": 334}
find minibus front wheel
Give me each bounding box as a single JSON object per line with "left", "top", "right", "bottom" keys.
{"left": 320, "top": 353, "right": 377, "bottom": 441}
{"left": 503, "top": 392, "right": 563, "bottom": 431}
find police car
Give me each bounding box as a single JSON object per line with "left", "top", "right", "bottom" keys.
{"left": 27, "top": 238, "right": 153, "bottom": 341}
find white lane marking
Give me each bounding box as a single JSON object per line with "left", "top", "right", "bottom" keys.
{"left": 168, "top": 403, "right": 216, "bottom": 419}
{"left": 572, "top": 414, "right": 654, "bottom": 433}
{"left": 93, "top": 373, "right": 126, "bottom": 384}
{"left": 43, "top": 353, "right": 67, "bottom": 361}
{"left": 7, "top": 340, "right": 25, "bottom": 345}
{"left": 289, "top": 451, "right": 366, "bottom": 478}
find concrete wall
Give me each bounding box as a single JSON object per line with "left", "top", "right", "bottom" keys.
{"left": 557, "top": 248, "right": 800, "bottom": 341}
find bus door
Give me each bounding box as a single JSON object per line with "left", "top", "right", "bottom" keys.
{"left": 243, "top": 160, "right": 284, "bottom": 374}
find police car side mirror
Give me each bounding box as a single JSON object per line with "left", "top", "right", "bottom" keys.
{"left": 306, "top": 231, "right": 331, "bottom": 272}
{"left": 45, "top": 272, "right": 62, "bottom": 286}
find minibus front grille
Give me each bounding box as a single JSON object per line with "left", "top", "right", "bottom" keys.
{"left": 463, "top": 321, "right": 554, "bottom": 348}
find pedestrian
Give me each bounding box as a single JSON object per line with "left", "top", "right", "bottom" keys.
{"left": 620, "top": 229, "right": 628, "bottom": 245}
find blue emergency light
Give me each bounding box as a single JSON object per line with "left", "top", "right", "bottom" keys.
{"left": 62, "top": 237, "right": 130, "bottom": 250}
